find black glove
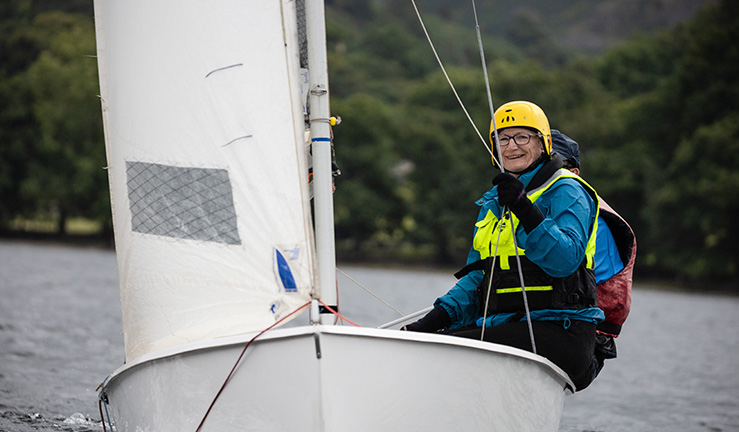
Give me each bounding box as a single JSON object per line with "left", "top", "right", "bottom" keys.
{"left": 493, "top": 173, "right": 525, "bottom": 207}
{"left": 402, "top": 306, "right": 451, "bottom": 333}
{"left": 493, "top": 173, "right": 544, "bottom": 233}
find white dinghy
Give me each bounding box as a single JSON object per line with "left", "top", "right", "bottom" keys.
{"left": 93, "top": 1, "right": 573, "bottom": 431}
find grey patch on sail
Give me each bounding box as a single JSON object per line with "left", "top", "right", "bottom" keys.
{"left": 126, "top": 162, "right": 241, "bottom": 245}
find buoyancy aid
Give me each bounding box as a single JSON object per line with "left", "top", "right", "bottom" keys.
{"left": 595, "top": 199, "right": 636, "bottom": 337}
{"left": 456, "top": 157, "right": 600, "bottom": 316}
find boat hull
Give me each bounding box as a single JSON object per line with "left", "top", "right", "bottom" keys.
{"left": 100, "top": 326, "right": 572, "bottom": 432}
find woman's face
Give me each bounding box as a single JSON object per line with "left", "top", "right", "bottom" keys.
{"left": 498, "top": 127, "right": 545, "bottom": 175}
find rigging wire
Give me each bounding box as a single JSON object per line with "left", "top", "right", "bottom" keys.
{"left": 470, "top": 0, "right": 505, "bottom": 169}
{"left": 320, "top": 1, "right": 537, "bottom": 352}
{"left": 409, "top": 0, "right": 537, "bottom": 351}
{"left": 337, "top": 268, "right": 405, "bottom": 317}
{"left": 469, "top": 0, "right": 537, "bottom": 353}
{"left": 408, "top": 0, "right": 500, "bottom": 166}
{"left": 332, "top": 1, "right": 513, "bottom": 329}
{"left": 471, "top": 0, "right": 495, "bottom": 120}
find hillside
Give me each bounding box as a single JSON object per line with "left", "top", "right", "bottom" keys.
{"left": 15, "top": 0, "right": 715, "bottom": 56}
{"left": 339, "top": 0, "right": 716, "bottom": 54}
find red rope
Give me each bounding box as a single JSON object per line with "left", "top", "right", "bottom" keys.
{"left": 195, "top": 301, "right": 311, "bottom": 432}
{"left": 319, "top": 300, "right": 361, "bottom": 327}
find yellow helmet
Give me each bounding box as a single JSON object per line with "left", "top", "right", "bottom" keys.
{"left": 489, "top": 101, "right": 552, "bottom": 166}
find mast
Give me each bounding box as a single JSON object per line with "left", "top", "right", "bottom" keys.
{"left": 305, "top": 0, "right": 337, "bottom": 324}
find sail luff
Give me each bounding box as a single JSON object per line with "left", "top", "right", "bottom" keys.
{"left": 282, "top": 1, "right": 321, "bottom": 307}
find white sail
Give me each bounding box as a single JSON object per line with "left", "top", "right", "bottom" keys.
{"left": 95, "top": 0, "right": 315, "bottom": 361}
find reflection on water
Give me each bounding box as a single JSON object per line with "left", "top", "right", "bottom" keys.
{"left": 0, "top": 240, "right": 737, "bottom": 431}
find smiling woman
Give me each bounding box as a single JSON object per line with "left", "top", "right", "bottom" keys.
{"left": 405, "top": 100, "right": 608, "bottom": 391}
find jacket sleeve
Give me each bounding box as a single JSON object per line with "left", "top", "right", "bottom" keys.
{"left": 433, "top": 207, "right": 487, "bottom": 328}
{"left": 435, "top": 268, "right": 481, "bottom": 329}
{"left": 520, "top": 178, "right": 597, "bottom": 277}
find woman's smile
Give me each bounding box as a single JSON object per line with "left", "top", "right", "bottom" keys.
{"left": 499, "top": 127, "right": 544, "bottom": 174}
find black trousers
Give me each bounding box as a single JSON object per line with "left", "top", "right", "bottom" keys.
{"left": 445, "top": 320, "right": 597, "bottom": 391}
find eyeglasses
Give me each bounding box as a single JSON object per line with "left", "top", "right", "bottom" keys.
{"left": 498, "top": 133, "right": 540, "bottom": 147}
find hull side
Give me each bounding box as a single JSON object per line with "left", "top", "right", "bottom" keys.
{"left": 101, "top": 326, "right": 570, "bottom": 432}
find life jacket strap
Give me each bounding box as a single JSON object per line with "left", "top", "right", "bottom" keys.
{"left": 454, "top": 257, "right": 490, "bottom": 280}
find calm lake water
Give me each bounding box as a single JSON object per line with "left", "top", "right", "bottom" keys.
{"left": 0, "top": 240, "right": 737, "bottom": 431}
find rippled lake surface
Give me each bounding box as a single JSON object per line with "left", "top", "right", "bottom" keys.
{"left": 0, "top": 240, "right": 737, "bottom": 431}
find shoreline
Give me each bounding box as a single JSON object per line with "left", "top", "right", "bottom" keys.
{"left": 2, "top": 233, "right": 735, "bottom": 296}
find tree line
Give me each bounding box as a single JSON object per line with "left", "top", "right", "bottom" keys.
{"left": 0, "top": 1, "right": 737, "bottom": 289}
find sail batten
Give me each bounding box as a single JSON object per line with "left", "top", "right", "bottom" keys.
{"left": 95, "top": 0, "right": 315, "bottom": 361}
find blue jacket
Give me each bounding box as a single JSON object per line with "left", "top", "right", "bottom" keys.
{"left": 435, "top": 162, "right": 605, "bottom": 329}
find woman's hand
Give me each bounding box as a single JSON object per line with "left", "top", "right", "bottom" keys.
{"left": 493, "top": 173, "right": 544, "bottom": 233}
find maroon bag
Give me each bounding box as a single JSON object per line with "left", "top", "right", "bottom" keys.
{"left": 596, "top": 199, "right": 636, "bottom": 337}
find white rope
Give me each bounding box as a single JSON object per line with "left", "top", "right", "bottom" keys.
{"left": 507, "top": 216, "right": 537, "bottom": 354}
{"left": 409, "top": 0, "right": 499, "bottom": 165}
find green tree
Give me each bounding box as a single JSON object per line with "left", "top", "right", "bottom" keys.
{"left": 649, "top": 114, "right": 739, "bottom": 282}
{"left": 507, "top": 11, "right": 568, "bottom": 67}
{"left": 331, "top": 94, "right": 408, "bottom": 260}
{"left": 0, "top": 1, "right": 43, "bottom": 226}
{"left": 361, "top": 22, "right": 434, "bottom": 80}
{"left": 21, "top": 12, "right": 107, "bottom": 234}
{"left": 639, "top": 0, "right": 739, "bottom": 283}
{"left": 674, "top": 0, "right": 739, "bottom": 134}
{"left": 0, "top": 73, "right": 37, "bottom": 227}
{"left": 595, "top": 31, "right": 681, "bottom": 98}
{"left": 399, "top": 69, "right": 495, "bottom": 263}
